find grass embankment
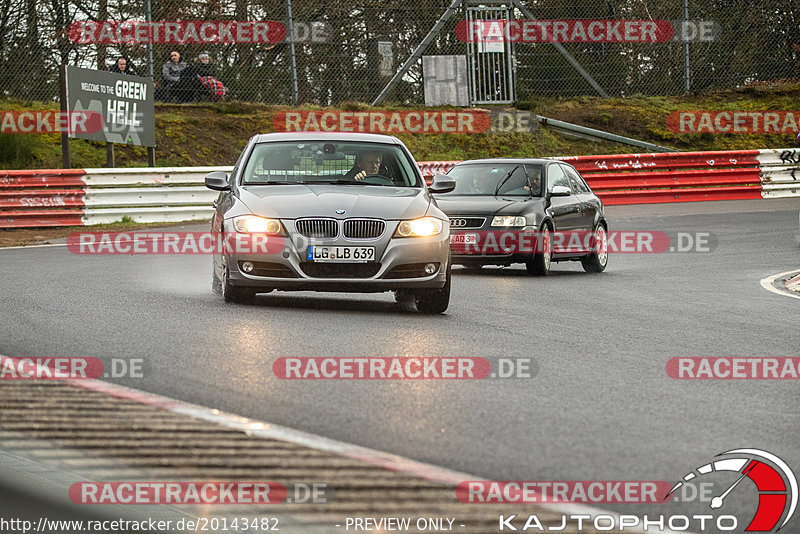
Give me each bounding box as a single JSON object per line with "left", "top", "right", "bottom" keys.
{"left": 1, "top": 83, "right": 799, "bottom": 169}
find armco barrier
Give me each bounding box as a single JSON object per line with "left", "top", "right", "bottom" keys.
{"left": 2, "top": 149, "right": 798, "bottom": 228}
{"left": 1, "top": 167, "right": 230, "bottom": 228}
{"left": 553, "top": 150, "right": 764, "bottom": 205}
{"left": 758, "top": 148, "right": 800, "bottom": 199}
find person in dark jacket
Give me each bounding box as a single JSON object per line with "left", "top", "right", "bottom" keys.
{"left": 162, "top": 50, "right": 185, "bottom": 83}
{"left": 108, "top": 57, "right": 137, "bottom": 76}
{"left": 157, "top": 50, "right": 187, "bottom": 101}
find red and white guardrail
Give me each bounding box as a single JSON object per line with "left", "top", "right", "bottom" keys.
{"left": 2, "top": 149, "right": 799, "bottom": 228}
{"left": 0, "top": 167, "right": 228, "bottom": 228}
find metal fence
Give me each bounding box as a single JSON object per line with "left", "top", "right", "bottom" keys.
{"left": 0, "top": 0, "right": 797, "bottom": 106}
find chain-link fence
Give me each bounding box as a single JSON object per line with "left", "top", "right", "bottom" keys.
{"left": 0, "top": 0, "right": 798, "bottom": 105}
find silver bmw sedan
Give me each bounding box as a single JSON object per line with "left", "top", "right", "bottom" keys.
{"left": 205, "top": 132, "right": 456, "bottom": 313}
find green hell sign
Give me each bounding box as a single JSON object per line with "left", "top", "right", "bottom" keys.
{"left": 63, "top": 66, "right": 156, "bottom": 147}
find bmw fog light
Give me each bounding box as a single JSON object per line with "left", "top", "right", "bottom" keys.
{"left": 424, "top": 263, "right": 437, "bottom": 274}
{"left": 241, "top": 261, "right": 254, "bottom": 273}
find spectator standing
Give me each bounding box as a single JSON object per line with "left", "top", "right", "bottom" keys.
{"left": 157, "top": 50, "right": 186, "bottom": 101}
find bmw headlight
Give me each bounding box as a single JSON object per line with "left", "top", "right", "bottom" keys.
{"left": 394, "top": 217, "right": 444, "bottom": 238}
{"left": 233, "top": 215, "right": 285, "bottom": 235}
{"left": 491, "top": 216, "right": 527, "bottom": 227}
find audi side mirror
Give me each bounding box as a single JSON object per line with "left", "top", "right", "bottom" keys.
{"left": 429, "top": 174, "right": 456, "bottom": 194}
{"left": 550, "top": 185, "right": 571, "bottom": 197}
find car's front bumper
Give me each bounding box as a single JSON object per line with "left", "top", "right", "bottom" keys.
{"left": 224, "top": 219, "right": 450, "bottom": 292}
{"left": 449, "top": 226, "right": 536, "bottom": 265}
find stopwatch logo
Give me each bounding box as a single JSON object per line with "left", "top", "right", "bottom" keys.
{"left": 666, "top": 449, "right": 797, "bottom": 531}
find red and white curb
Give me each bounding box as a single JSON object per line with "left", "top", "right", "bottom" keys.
{"left": 0, "top": 354, "right": 690, "bottom": 534}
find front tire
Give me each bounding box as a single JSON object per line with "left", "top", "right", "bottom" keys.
{"left": 212, "top": 263, "right": 223, "bottom": 293}
{"left": 222, "top": 263, "right": 256, "bottom": 304}
{"left": 581, "top": 223, "right": 608, "bottom": 273}
{"left": 526, "top": 223, "right": 552, "bottom": 276}
{"left": 415, "top": 265, "right": 451, "bottom": 314}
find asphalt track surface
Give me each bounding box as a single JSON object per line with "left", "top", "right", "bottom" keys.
{"left": 2, "top": 198, "right": 799, "bottom": 526}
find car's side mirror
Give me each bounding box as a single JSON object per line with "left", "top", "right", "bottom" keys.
{"left": 205, "top": 171, "right": 230, "bottom": 191}
{"left": 549, "top": 185, "right": 571, "bottom": 197}
{"left": 429, "top": 174, "right": 456, "bottom": 194}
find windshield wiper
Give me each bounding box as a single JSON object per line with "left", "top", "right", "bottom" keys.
{"left": 319, "top": 180, "right": 379, "bottom": 185}
{"left": 522, "top": 165, "right": 534, "bottom": 196}
{"left": 246, "top": 180, "right": 306, "bottom": 185}
{"left": 494, "top": 165, "right": 520, "bottom": 196}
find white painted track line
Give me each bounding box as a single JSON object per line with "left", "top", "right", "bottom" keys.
{"left": 760, "top": 270, "right": 800, "bottom": 300}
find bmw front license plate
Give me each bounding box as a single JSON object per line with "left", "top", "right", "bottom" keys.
{"left": 306, "top": 246, "right": 375, "bottom": 263}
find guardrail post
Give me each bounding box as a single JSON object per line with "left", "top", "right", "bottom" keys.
{"left": 59, "top": 65, "right": 71, "bottom": 169}
{"left": 106, "top": 143, "right": 115, "bottom": 168}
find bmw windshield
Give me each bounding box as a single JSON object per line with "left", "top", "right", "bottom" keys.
{"left": 241, "top": 141, "right": 422, "bottom": 187}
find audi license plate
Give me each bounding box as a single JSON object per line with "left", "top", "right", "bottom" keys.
{"left": 450, "top": 233, "right": 478, "bottom": 245}
{"left": 306, "top": 246, "right": 375, "bottom": 263}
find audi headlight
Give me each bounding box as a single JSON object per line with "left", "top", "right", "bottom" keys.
{"left": 233, "top": 215, "right": 285, "bottom": 235}
{"left": 491, "top": 215, "right": 527, "bottom": 227}
{"left": 394, "top": 217, "right": 444, "bottom": 238}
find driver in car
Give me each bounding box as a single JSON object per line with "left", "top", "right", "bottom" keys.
{"left": 472, "top": 170, "right": 497, "bottom": 194}
{"left": 344, "top": 151, "right": 383, "bottom": 181}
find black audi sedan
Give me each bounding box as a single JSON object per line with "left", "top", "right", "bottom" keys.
{"left": 432, "top": 158, "right": 608, "bottom": 275}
